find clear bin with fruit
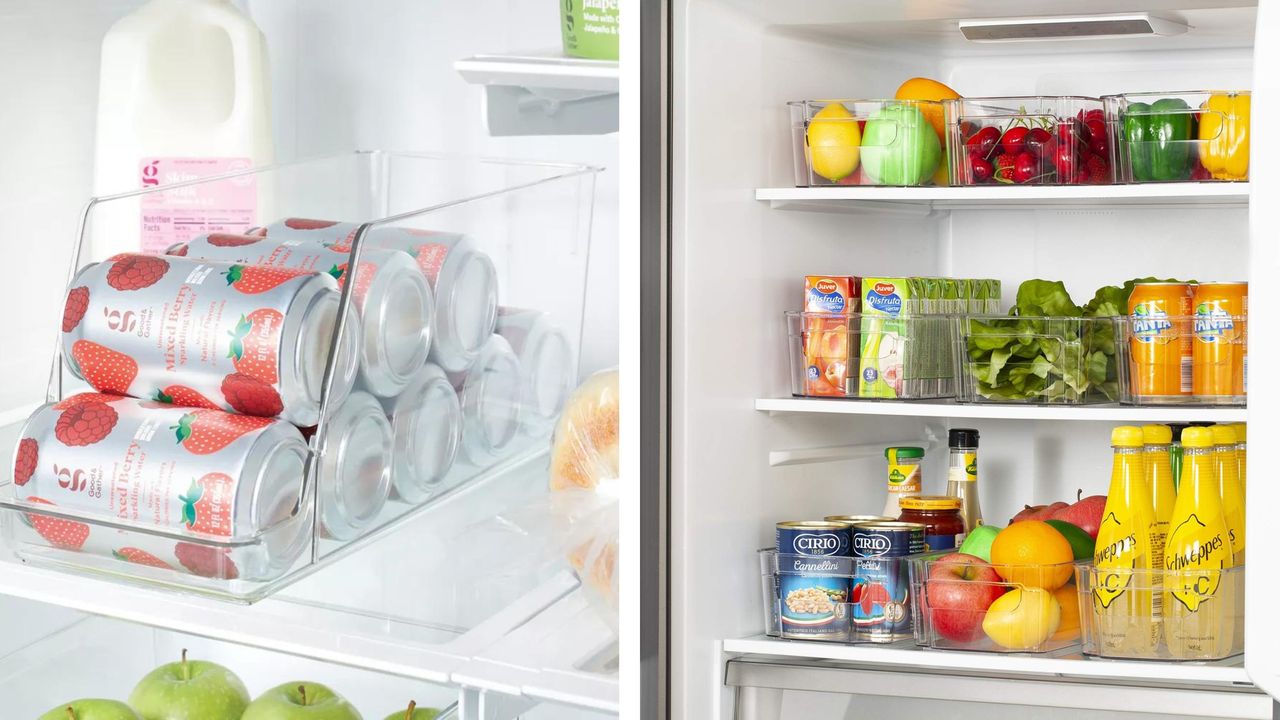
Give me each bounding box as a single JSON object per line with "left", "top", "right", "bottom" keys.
{"left": 909, "top": 550, "right": 1081, "bottom": 653}
{"left": 1118, "top": 313, "right": 1247, "bottom": 407}
{"left": 0, "top": 151, "right": 599, "bottom": 603}
{"left": 1076, "top": 564, "right": 1244, "bottom": 661}
{"left": 953, "top": 315, "right": 1123, "bottom": 405}
{"left": 946, "top": 96, "right": 1112, "bottom": 186}
{"left": 786, "top": 311, "right": 958, "bottom": 400}
{"left": 1104, "top": 91, "right": 1250, "bottom": 183}
{"left": 789, "top": 100, "right": 949, "bottom": 187}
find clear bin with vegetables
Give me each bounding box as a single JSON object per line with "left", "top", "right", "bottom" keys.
{"left": 1104, "top": 91, "right": 1250, "bottom": 183}
{"left": 789, "top": 100, "right": 948, "bottom": 187}
{"left": 946, "top": 96, "right": 1112, "bottom": 186}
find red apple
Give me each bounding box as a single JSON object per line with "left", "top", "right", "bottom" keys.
{"left": 923, "top": 552, "right": 1007, "bottom": 642}
{"left": 1009, "top": 501, "right": 1067, "bottom": 525}
{"left": 1048, "top": 491, "right": 1106, "bottom": 539}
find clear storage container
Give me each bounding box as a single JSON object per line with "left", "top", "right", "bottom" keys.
{"left": 789, "top": 100, "right": 948, "bottom": 187}
{"left": 1076, "top": 564, "right": 1244, "bottom": 661}
{"left": 1104, "top": 91, "right": 1251, "bottom": 183}
{"left": 945, "top": 96, "right": 1112, "bottom": 186}
{"left": 1119, "top": 314, "right": 1247, "bottom": 406}
{"left": 908, "top": 550, "right": 1080, "bottom": 653}
{"left": 0, "top": 151, "right": 599, "bottom": 602}
{"left": 954, "top": 315, "right": 1123, "bottom": 405}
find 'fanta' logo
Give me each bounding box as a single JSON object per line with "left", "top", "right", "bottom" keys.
{"left": 815, "top": 279, "right": 838, "bottom": 294}
{"left": 873, "top": 282, "right": 896, "bottom": 296}
{"left": 1132, "top": 303, "right": 1173, "bottom": 342}
{"left": 1193, "top": 303, "right": 1234, "bottom": 342}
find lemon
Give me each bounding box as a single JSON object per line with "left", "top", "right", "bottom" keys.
{"left": 982, "top": 587, "right": 1061, "bottom": 650}
{"left": 806, "top": 103, "right": 860, "bottom": 182}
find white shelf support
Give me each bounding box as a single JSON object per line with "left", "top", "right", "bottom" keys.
{"left": 755, "top": 397, "right": 1247, "bottom": 423}
{"left": 456, "top": 52, "right": 619, "bottom": 136}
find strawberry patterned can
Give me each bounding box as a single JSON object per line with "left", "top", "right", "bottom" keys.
{"left": 496, "top": 307, "right": 575, "bottom": 438}
{"left": 379, "top": 363, "right": 461, "bottom": 503}
{"left": 448, "top": 336, "right": 524, "bottom": 466}
{"left": 10, "top": 394, "right": 311, "bottom": 582}
{"left": 172, "top": 233, "right": 435, "bottom": 398}
{"left": 253, "top": 219, "right": 498, "bottom": 374}
{"left": 313, "top": 390, "right": 393, "bottom": 540}
{"left": 61, "top": 254, "right": 360, "bottom": 427}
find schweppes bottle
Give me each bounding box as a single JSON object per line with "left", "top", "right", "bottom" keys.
{"left": 1092, "top": 426, "right": 1159, "bottom": 655}
{"left": 1164, "top": 427, "right": 1235, "bottom": 659}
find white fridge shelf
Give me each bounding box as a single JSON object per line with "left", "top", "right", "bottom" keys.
{"left": 455, "top": 51, "right": 619, "bottom": 136}
{"left": 755, "top": 397, "right": 1248, "bottom": 423}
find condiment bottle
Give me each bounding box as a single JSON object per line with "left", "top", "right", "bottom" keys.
{"left": 882, "top": 446, "right": 923, "bottom": 518}
{"left": 945, "top": 428, "right": 982, "bottom": 532}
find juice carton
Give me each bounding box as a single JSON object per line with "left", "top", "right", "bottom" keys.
{"left": 803, "top": 276, "right": 859, "bottom": 396}
{"left": 859, "top": 277, "right": 913, "bottom": 398}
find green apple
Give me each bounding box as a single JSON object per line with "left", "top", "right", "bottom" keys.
{"left": 128, "top": 650, "right": 249, "bottom": 720}
{"left": 242, "top": 682, "right": 362, "bottom": 720}
{"left": 38, "top": 699, "right": 141, "bottom": 720}
{"left": 859, "top": 103, "right": 941, "bottom": 186}
{"left": 957, "top": 524, "right": 1001, "bottom": 562}
{"left": 382, "top": 701, "right": 440, "bottom": 720}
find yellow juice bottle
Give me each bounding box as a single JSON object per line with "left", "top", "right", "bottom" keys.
{"left": 1164, "top": 427, "right": 1235, "bottom": 659}
{"left": 1212, "top": 425, "right": 1245, "bottom": 566}
{"left": 1232, "top": 423, "right": 1246, "bottom": 497}
{"left": 1143, "top": 425, "right": 1175, "bottom": 562}
{"left": 1092, "top": 426, "right": 1159, "bottom": 656}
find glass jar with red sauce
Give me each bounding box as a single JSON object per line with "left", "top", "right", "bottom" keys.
{"left": 897, "top": 495, "right": 965, "bottom": 551}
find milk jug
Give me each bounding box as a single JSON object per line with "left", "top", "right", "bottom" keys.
{"left": 93, "top": 0, "right": 273, "bottom": 258}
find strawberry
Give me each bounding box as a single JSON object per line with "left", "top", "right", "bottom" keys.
{"left": 245, "top": 226, "right": 270, "bottom": 237}
{"left": 154, "top": 385, "right": 219, "bottom": 409}
{"left": 284, "top": 217, "right": 340, "bottom": 230}
{"left": 54, "top": 400, "right": 119, "bottom": 446}
{"left": 71, "top": 340, "right": 138, "bottom": 394}
{"left": 408, "top": 243, "right": 448, "bottom": 284}
{"left": 223, "top": 264, "right": 310, "bottom": 294}
{"left": 168, "top": 243, "right": 189, "bottom": 257}
{"left": 993, "top": 154, "right": 1017, "bottom": 184}
{"left": 174, "top": 542, "right": 239, "bottom": 579}
{"left": 62, "top": 286, "right": 89, "bottom": 332}
{"left": 53, "top": 392, "right": 124, "bottom": 410}
{"left": 1085, "top": 153, "right": 1110, "bottom": 184}
{"left": 106, "top": 254, "right": 169, "bottom": 291}
{"left": 14, "top": 438, "right": 37, "bottom": 486}
{"left": 226, "top": 308, "right": 283, "bottom": 384}
{"left": 221, "top": 373, "right": 283, "bottom": 417}
{"left": 24, "top": 497, "right": 89, "bottom": 550}
{"left": 113, "top": 547, "right": 174, "bottom": 570}
{"left": 329, "top": 262, "right": 376, "bottom": 304}
{"left": 178, "top": 472, "right": 235, "bottom": 536}
{"left": 207, "top": 232, "right": 263, "bottom": 248}
{"left": 324, "top": 229, "right": 358, "bottom": 253}
{"left": 173, "top": 409, "right": 273, "bottom": 454}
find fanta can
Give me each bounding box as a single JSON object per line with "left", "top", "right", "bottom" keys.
{"left": 1192, "top": 282, "right": 1247, "bottom": 401}
{"left": 1127, "top": 282, "right": 1192, "bottom": 400}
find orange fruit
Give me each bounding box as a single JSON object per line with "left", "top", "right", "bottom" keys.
{"left": 1051, "top": 583, "right": 1081, "bottom": 641}
{"left": 989, "top": 520, "right": 1074, "bottom": 591}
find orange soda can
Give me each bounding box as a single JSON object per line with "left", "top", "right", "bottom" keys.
{"left": 1127, "top": 282, "right": 1193, "bottom": 399}
{"left": 803, "top": 276, "right": 859, "bottom": 396}
{"left": 1192, "top": 282, "right": 1247, "bottom": 400}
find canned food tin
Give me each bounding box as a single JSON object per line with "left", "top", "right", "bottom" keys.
{"left": 314, "top": 391, "right": 393, "bottom": 540}
{"left": 253, "top": 219, "right": 499, "bottom": 374}
{"left": 1128, "top": 282, "right": 1193, "bottom": 399}
{"left": 824, "top": 515, "right": 893, "bottom": 525}
{"left": 496, "top": 307, "right": 575, "bottom": 438}
{"left": 1192, "top": 282, "right": 1248, "bottom": 399}
{"left": 850, "top": 520, "right": 925, "bottom": 642}
{"left": 776, "top": 521, "right": 854, "bottom": 639}
{"left": 379, "top": 363, "right": 462, "bottom": 503}
{"left": 11, "top": 394, "right": 311, "bottom": 581}
{"left": 448, "top": 336, "right": 524, "bottom": 466}
{"left": 173, "top": 233, "right": 435, "bottom": 398}
{"left": 61, "top": 254, "right": 359, "bottom": 427}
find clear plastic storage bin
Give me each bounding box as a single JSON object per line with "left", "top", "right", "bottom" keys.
{"left": 1119, "top": 314, "right": 1247, "bottom": 406}
{"left": 789, "top": 100, "right": 948, "bottom": 187}
{"left": 946, "top": 96, "right": 1111, "bottom": 186}
{"left": 1076, "top": 564, "right": 1244, "bottom": 661}
{"left": 1104, "top": 91, "right": 1251, "bottom": 183}
{"left": 908, "top": 551, "right": 1080, "bottom": 653}
{"left": 0, "top": 151, "right": 599, "bottom": 602}
{"left": 954, "top": 315, "right": 1123, "bottom": 405}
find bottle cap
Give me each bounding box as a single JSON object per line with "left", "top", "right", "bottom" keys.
{"left": 1211, "top": 424, "right": 1238, "bottom": 447}
{"left": 898, "top": 495, "right": 962, "bottom": 511}
{"left": 1111, "top": 426, "right": 1144, "bottom": 448}
{"left": 885, "top": 446, "right": 925, "bottom": 461}
{"left": 1181, "top": 427, "right": 1213, "bottom": 449}
{"left": 1141, "top": 424, "right": 1172, "bottom": 444}
{"left": 948, "top": 428, "right": 979, "bottom": 448}
{"left": 1234, "top": 422, "right": 1247, "bottom": 443}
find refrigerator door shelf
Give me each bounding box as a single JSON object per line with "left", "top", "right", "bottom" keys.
{"left": 455, "top": 51, "right": 619, "bottom": 136}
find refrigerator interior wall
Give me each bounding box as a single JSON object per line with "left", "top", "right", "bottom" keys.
{"left": 672, "top": 1, "right": 1254, "bottom": 718}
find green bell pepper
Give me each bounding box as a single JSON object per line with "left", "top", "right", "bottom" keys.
{"left": 1122, "top": 98, "right": 1195, "bottom": 182}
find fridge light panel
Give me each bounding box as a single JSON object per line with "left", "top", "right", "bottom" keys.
{"left": 959, "top": 14, "right": 1190, "bottom": 42}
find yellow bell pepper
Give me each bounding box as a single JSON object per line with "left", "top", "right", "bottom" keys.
{"left": 1198, "top": 93, "right": 1250, "bottom": 181}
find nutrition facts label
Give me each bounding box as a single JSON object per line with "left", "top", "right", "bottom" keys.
{"left": 139, "top": 157, "right": 258, "bottom": 254}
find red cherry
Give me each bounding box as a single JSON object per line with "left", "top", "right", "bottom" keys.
{"left": 1013, "top": 152, "right": 1038, "bottom": 183}
{"left": 1024, "top": 128, "right": 1052, "bottom": 156}
{"left": 1052, "top": 141, "right": 1079, "bottom": 179}
{"left": 1085, "top": 118, "right": 1108, "bottom": 156}
{"left": 1001, "top": 126, "right": 1030, "bottom": 157}
{"left": 1084, "top": 108, "right": 1104, "bottom": 123}
{"left": 966, "top": 126, "right": 1001, "bottom": 159}
{"left": 969, "top": 157, "right": 994, "bottom": 183}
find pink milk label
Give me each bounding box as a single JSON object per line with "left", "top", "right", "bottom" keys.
{"left": 139, "top": 157, "right": 258, "bottom": 254}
